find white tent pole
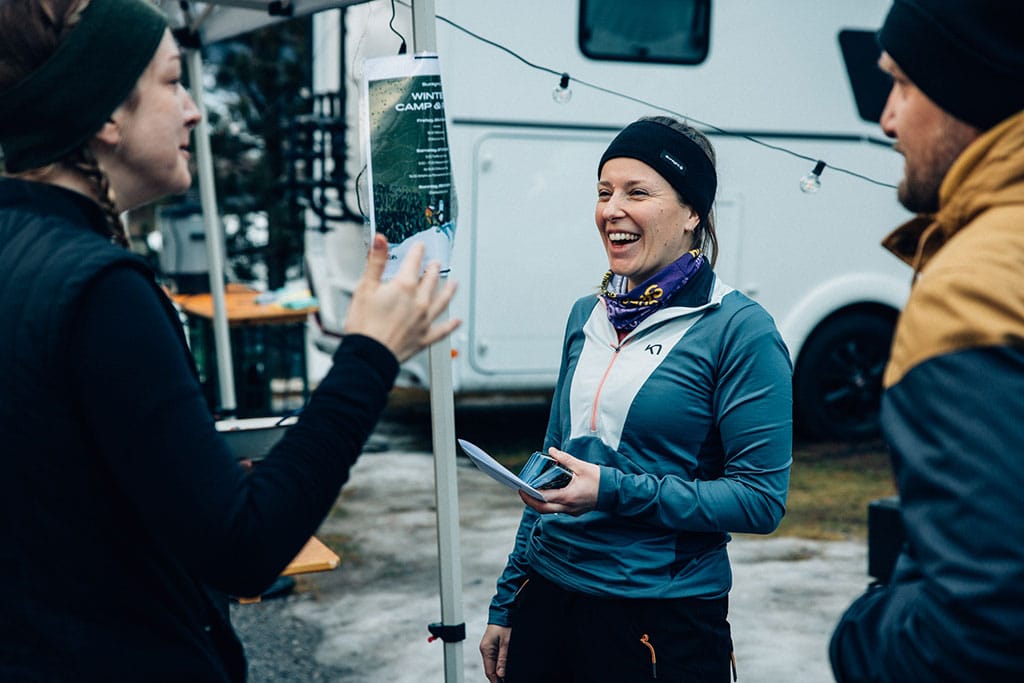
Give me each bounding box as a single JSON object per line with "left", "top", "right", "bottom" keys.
{"left": 412, "top": 1, "right": 464, "bottom": 680}
{"left": 186, "top": 46, "right": 237, "bottom": 413}
{"left": 312, "top": 9, "right": 342, "bottom": 92}
{"left": 412, "top": 0, "right": 438, "bottom": 51}
{"left": 427, "top": 319, "right": 464, "bottom": 683}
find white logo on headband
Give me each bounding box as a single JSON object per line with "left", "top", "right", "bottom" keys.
{"left": 660, "top": 151, "right": 687, "bottom": 175}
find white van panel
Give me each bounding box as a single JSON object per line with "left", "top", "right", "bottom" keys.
{"left": 468, "top": 133, "right": 606, "bottom": 374}
{"left": 306, "top": 0, "right": 916, "bottom": 437}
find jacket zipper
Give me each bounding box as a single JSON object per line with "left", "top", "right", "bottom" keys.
{"left": 589, "top": 342, "right": 624, "bottom": 432}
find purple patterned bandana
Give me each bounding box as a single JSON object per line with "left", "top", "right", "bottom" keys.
{"left": 600, "top": 250, "right": 705, "bottom": 332}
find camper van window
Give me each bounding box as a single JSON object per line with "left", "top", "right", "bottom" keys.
{"left": 579, "top": 0, "right": 710, "bottom": 65}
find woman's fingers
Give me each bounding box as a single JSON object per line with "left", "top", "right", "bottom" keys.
{"left": 392, "top": 240, "right": 426, "bottom": 284}
{"left": 344, "top": 238, "right": 461, "bottom": 361}
{"left": 362, "top": 233, "right": 390, "bottom": 285}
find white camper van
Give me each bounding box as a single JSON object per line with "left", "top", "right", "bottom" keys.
{"left": 300, "top": 0, "right": 911, "bottom": 440}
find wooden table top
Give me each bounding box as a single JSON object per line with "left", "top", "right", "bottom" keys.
{"left": 170, "top": 283, "right": 317, "bottom": 326}
{"left": 282, "top": 536, "right": 341, "bottom": 576}
{"left": 236, "top": 536, "right": 341, "bottom": 604}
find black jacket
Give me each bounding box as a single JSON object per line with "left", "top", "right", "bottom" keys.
{"left": 0, "top": 178, "right": 397, "bottom": 681}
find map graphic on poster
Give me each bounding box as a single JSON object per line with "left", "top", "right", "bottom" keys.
{"left": 363, "top": 54, "right": 455, "bottom": 279}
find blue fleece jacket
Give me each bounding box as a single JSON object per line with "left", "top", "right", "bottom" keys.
{"left": 489, "top": 263, "right": 793, "bottom": 625}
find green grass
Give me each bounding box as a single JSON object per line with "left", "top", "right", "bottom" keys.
{"left": 776, "top": 438, "right": 896, "bottom": 540}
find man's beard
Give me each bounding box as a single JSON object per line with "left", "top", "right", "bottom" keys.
{"left": 896, "top": 118, "right": 979, "bottom": 214}
{"left": 898, "top": 163, "right": 945, "bottom": 213}
{"left": 898, "top": 154, "right": 954, "bottom": 213}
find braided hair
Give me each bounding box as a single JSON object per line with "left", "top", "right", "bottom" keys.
{"left": 66, "top": 146, "right": 130, "bottom": 247}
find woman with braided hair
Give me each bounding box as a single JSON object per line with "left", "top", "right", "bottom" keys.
{"left": 0, "top": 0, "right": 458, "bottom": 679}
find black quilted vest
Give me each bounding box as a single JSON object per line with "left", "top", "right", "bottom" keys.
{"left": 0, "top": 178, "right": 244, "bottom": 682}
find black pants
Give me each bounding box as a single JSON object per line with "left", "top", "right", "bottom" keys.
{"left": 505, "top": 573, "right": 732, "bottom": 682}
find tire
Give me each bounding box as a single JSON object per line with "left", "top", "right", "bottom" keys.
{"left": 794, "top": 311, "right": 895, "bottom": 441}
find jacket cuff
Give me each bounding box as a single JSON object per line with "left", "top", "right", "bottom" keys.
{"left": 487, "top": 605, "right": 511, "bottom": 627}
{"left": 596, "top": 466, "right": 620, "bottom": 511}
{"left": 333, "top": 334, "right": 400, "bottom": 386}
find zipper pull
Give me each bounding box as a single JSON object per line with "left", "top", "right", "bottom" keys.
{"left": 640, "top": 633, "right": 657, "bottom": 679}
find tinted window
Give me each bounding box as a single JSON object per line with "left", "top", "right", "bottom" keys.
{"left": 579, "top": 0, "right": 711, "bottom": 65}
{"left": 839, "top": 29, "right": 892, "bottom": 123}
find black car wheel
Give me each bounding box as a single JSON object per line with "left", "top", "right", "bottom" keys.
{"left": 794, "top": 310, "right": 896, "bottom": 441}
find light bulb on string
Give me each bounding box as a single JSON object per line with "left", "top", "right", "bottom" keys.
{"left": 552, "top": 72, "right": 573, "bottom": 104}
{"left": 800, "top": 160, "right": 826, "bottom": 193}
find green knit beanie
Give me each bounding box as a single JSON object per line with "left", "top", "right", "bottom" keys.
{"left": 0, "top": 0, "right": 168, "bottom": 172}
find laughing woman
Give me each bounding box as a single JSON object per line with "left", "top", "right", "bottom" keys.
{"left": 0, "top": 0, "right": 457, "bottom": 679}
{"left": 480, "top": 117, "right": 793, "bottom": 682}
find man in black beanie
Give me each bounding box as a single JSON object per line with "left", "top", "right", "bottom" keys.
{"left": 830, "top": 1, "right": 1024, "bottom": 681}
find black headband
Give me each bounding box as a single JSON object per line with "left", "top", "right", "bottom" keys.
{"left": 598, "top": 119, "right": 717, "bottom": 223}
{"left": 0, "top": 0, "right": 168, "bottom": 173}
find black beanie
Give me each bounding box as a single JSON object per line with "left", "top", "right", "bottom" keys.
{"left": 878, "top": 0, "right": 1024, "bottom": 130}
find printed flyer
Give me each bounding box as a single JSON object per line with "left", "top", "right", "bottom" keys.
{"left": 362, "top": 53, "right": 456, "bottom": 279}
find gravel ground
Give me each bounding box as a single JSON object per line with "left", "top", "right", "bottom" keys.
{"left": 231, "top": 438, "right": 871, "bottom": 682}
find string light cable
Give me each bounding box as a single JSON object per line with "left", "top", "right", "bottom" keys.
{"left": 391, "top": 3, "right": 897, "bottom": 191}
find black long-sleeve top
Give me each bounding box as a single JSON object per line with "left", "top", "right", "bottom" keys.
{"left": 72, "top": 267, "right": 397, "bottom": 595}
{"left": 0, "top": 178, "right": 397, "bottom": 682}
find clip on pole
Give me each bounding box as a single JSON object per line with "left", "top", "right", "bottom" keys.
{"left": 427, "top": 621, "right": 466, "bottom": 644}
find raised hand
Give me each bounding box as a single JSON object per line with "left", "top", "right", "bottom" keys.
{"left": 343, "top": 234, "right": 460, "bottom": 362}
